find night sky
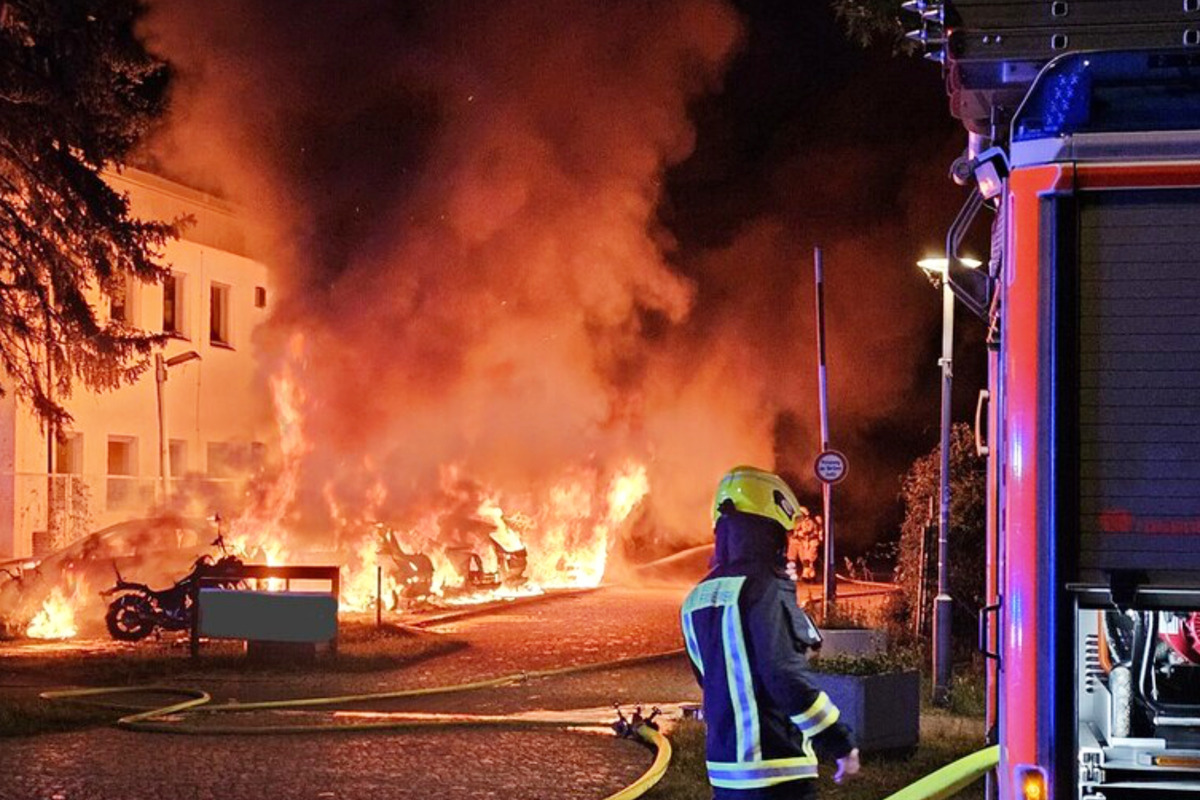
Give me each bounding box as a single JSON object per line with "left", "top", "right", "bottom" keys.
{"left": 663, "top": 0, "right": 988, "bottom": 554}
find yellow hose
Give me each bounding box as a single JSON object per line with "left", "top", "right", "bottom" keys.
{"left": 44, "top": 688, "right": 671, "bottom": 799}
{"left": 606, "top": 724, "right": 671, "bottom": 800}
{"left": 880, "top": 745, "right": 999, "bottom": 800}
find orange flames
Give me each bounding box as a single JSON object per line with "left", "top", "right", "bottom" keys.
{"left": 14, "top": 343, "right": 652, "bottom": 639}
{"left": 26, "top": 576, "right": 87, "bottom": 640}
{"left": 392, "top": 461, "right": 650, "bottom": 603}
{"left": 213, "top": 341, "right": 650, "bottom": 614}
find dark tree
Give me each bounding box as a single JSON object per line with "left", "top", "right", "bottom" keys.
{"left": 894, "top": 423, "right": 987, "bottom": 640}
{"left": 0, "top": 0, "right": 174, "bottom": 424}
{"left": 830, "top": 0, "right": 907, "bottom": 47}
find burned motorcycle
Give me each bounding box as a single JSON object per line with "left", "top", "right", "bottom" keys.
{"left": 101, "top": 537, "right": 244, "bottom": 642}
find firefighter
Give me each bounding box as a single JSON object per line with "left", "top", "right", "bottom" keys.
{"left": 787, "top": 514, "right": 822, "bottom": 583}
{"left": 682, "top": 466, "right": 859, "bottom": 798}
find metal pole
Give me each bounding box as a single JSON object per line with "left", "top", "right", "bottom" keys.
{"left": 45, "top": 329, "right": 56, "bottom": 553}
{"left": 376, "top": 565, "right": 383, "bottom": 628}
{"left": 916, "top": 497, "right": 932, "bottom": 637}
{"left": 929, "top": 188, "right": 984, "bottom": 706}
{"left": 155, "top": 354, "right": 171, "bottom": 503}
{"left": 933, "top": 264, "right": 955, "bottom": 706}
{"left": 814, "top": 246, "right": 836, "bottom": 614}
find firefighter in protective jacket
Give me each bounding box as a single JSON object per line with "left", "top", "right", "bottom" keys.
{"left": 682, "top": 466, "right": 860, "bottom": 798}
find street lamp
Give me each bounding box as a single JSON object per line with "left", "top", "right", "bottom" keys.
{"left": 155, "top": 350, "right": 201, "bottom": 502}
{"left": 916, "top": 256, "right": 982, "bottom": 276}
{"left": 917, "top": 253, "right": 980, "bottom": 706}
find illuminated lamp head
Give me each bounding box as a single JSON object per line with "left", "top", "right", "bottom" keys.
{"left": 971, "top": 146, "right": 1010, "bottom": 200}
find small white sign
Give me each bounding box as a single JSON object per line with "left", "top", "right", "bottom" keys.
{"left": 814, "top": 450, "right": 848, "bottom": 484}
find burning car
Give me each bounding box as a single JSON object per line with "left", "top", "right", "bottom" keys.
{"left": 375, "top": 523, "right": 529, "bottom": 607}
{"left": 0, "top": 515, "right": 222, "bottom": 640}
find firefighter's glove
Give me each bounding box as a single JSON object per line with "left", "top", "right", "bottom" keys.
{"left": 834, "top": 748, "right": 860, "bottom": 784}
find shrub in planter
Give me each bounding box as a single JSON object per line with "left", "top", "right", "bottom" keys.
{"left": 808, "top": 651, "right": 920, "bottom": 753}
{"left": 816, "top": 628, "right": 888, "bottom": 658}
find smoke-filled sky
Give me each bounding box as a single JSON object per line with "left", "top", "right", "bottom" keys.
{"left": 139, "top": 0, "right": 984, "bottom": 559}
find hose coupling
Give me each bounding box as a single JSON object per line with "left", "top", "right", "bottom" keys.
{"left": 612, "top": 705, "right": 661, "bottom": 738}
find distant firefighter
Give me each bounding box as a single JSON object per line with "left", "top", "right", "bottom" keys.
{"left": 788, "top": 513, "right": 822, "bottom": 584}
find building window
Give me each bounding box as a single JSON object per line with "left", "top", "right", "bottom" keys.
{"left": 110, "top": 275, "right": 136, "bottom": 326}
{"left": 54, "top": 432, "right": 83, "bottom": 475}
{"left": 169, "top": 439, "right": 187, "bottom": 477}
{"left": 107, "top": 437, "right": 136, "bottom": 476}
{"left": 207, "top": 441, "right": 239, "bottom": 479}
{"left": 210, "top": 282, "right": 231, "bottom": 346}
{"left": 254, "top": 286, "right": 267, "bottom": 308}
{"left": 106, "top": 436, "right": 138, "bottom": 510}
{"left": 163, "top": 272, "right": 187, "bottom": 338}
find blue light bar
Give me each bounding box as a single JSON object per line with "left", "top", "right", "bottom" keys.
{"left": 1013, "top": 50, "right": 1200, "bottom": 143}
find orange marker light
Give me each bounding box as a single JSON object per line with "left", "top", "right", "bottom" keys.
{"left": 1020, "top": 768, "right": 1047, "bottom": 800}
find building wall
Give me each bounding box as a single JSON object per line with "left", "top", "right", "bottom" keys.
{"left": 0, "top": 169, "right": 273, "bottom": 559}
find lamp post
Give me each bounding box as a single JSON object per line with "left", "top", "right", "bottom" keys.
{"left": 917, "top": 255, "right": 981, "bottom": 705}
{"left": 155, "top": 350, "right": 201, "bottom": 502}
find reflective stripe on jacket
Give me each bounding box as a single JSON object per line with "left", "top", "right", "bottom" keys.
{"left": 682, "top": 568, "right": 855, "bottom": 791}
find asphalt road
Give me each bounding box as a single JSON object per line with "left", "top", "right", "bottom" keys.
{"left": 0, "top": 586, "right": 698, "bottom": 800}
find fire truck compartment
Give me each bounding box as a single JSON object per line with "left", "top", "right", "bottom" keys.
{"left": 1071, "top": 187, "right": 1200, "bottom": 584}
{"left": 1074, "top": 590, "right": 1200, "bottom": 798}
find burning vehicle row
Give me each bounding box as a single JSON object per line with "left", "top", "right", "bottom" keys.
{"left": 0, "top": 477, "right": 629, "bottom": 642}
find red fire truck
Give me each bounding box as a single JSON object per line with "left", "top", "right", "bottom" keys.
{"left": 907, "top": 3, "right": 1200, "bottom": 798}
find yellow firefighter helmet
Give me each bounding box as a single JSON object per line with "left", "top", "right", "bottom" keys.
{"left": 712, "top": 466, "right": 806, "bottom": 531}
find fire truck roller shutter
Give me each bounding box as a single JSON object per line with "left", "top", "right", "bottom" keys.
{"left": 1075, "top": 187, "right": 1200, "bottom": 584}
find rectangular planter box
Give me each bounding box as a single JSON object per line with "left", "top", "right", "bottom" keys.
{"left": 810, "top": 669, "right": 920, "bottom": 753}
{"left": 816, "top": 628, "right": 887, "bottom": 658}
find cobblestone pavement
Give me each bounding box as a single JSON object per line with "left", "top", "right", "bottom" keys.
{"left": 0, "top": 586, "right": 699, "bottom": 800}
{"left": 0, "top": 726, "right": 652, "bottom": 800}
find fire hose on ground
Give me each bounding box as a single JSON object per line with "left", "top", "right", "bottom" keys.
{"left": 41, "top": 643, "right": 1000, "bottom": 800}
{"left": 40, "top": 648, "right": 684, "bottom": 800}
{"left": 880, "top": 745, "right": 999, "bottom": 800}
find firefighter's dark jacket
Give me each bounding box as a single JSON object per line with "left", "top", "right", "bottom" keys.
{"left": 681, "top": 511, "right": 855, "bottom": 792}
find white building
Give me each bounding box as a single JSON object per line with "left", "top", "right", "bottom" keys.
{"left": 0, "top": 168, "right": 273, "bottom": 559}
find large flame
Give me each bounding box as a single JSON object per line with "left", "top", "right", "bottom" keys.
{"left": 223, "top": 345, "right": 307, "bottom": 564}
{"left": 211, "top": 341, "right": 651, "bottom": 613}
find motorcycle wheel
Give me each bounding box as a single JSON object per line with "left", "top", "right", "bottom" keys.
{"left": 106, "top": 594, "right": 156, "bottom": 642}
